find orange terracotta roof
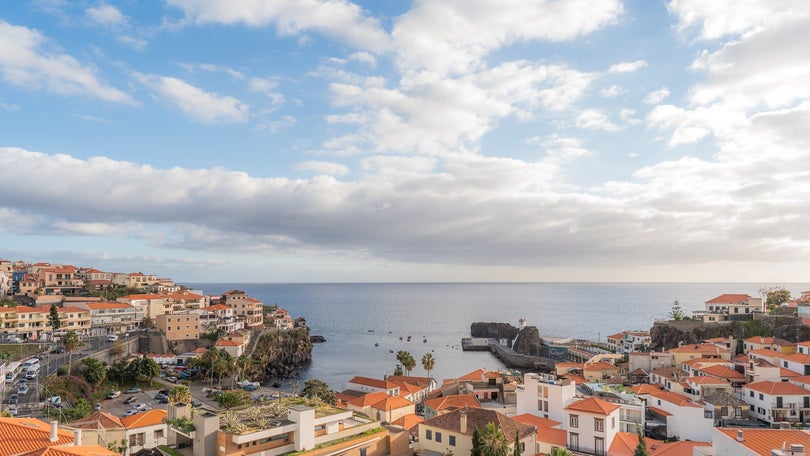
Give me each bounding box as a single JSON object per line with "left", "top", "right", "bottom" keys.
{"left": 564, "top": 397, "right": 620, "bottom": 415}
{"left": 204, "top": 304, "right": 231, "bottom": 311}
{"left": 66, "top": 411, "right": 125, "bottom": 430}
{"left": 215, "top": 340, "right": 241, "bottom": 347}
{"left": 425, "top": 394, "right": 481, "bottom": 411}
{"left": 745, "top": 336, "right": 795, "bottom": 346}
{"left": 20, "top": 445, "right": 118, "bottom": 456}
{"left": 716, "top": 428, "right": 810, "bottom": 455}
{"left": 606, "top": 332, "right": 625, "bottom": 341}
{"left": 688, "top": 376, "right": 730, "bottom": 386}
{"left": 347, "top": 391, "right": 390, "bottom": 408}
{"left": 608, "top": 431, "right": 664, "bottom": 456}
{"left": 649, "top": 391, "right": 701, "bottom": 408}
{"left": 456, "top": 369, "right": 486, "bottom": 381}
{"left": 537, "top": 427, "right": 567, "bottom": 447}
{"left": 781, "top": 368, "right": 802, "bottom": 378}
{"left": 512, "top": 413, "right": 561, "bottom": 429}
{"left": 83, "top": 302, "right": 133, "bottom": 310}
{"left": 0, "top": 418, "right": 74, "bottom": 455}
{"left": 120, "top": 409, "right": 167, "bottom": 429}
{"left": 371, "top": 395, "right": 413, "bottom": 411}
{"left": 422, "top": 407, "right": 534, "bottom": 439}
{"left": 798, "top": 341, "right": 810, "bottom": 347}
{"left": 347, "top": 376, "right": 398, "bottom": 390}
{"left": 782, "top": 353, "right": 810, "bottom": 364}
{"left": 698, "top": 365, "right": 746, "bottom": 381}
{"left": 630, "top": 384, "right": 662, "bottom": 395}
{"left": 706, "top": 293, "right": 752, "bottom": 304}
{"left": 584, "top": 361, "right": 617, "bottom": 371}
{"left": 745, "top": 381, "right": 810, "bottom": 396}
{"left": 749, "top": 348, "right": 783, "bottom": 357}
{"left": 650, "top": 440, "right": 712, "bottom": 455}
{"left": 121, "top": 294, "right": 164, "bottom": 300}
{"left": 668, "top": 343, "right": 729, "bottom": 354}
{"left": 649, "top": 406, "right": 672, "bottom": 417}
{"left": 390, "top": 413, "right": 423, "bottom": 433}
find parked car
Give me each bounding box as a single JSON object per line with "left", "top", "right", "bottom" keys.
{"left": 123, "top": 396, "right": 137, "bottom": 404}
{"left": 93, "top": 403, "right": 102, "bottom": 411}
{"left": 106, "top": 335, "right": 118, "bottom": 342}
{"left": 135, "top": 403, "right": 148, "bottom": 411}
{"left": 8, "top": 394, "right": 18, "bottom": 404}
{"left": 124, "top": 409, "right": 138, "bottom": 417}
{"left": 18, "top": 385, "right": 29, "bottom": 395}
{"left": 106, "top": 391, "right": 121, "bottom": 399}
{"left": 7, "top": 404, "right": 17, "bottom": 415}
{"left": 167, "top": 376, "right": 178, "bottom": 383}
{"left": 124, "top": 387, "right": 141, "bottom": 394}
{"left": 158, "top": 389, "right": 169, "bottom": 396}
{"left": 157, "top": 398, "right": 169, "bottom": 404}
{"left": 154, "top": 393, "right": 169, "bottom": 401}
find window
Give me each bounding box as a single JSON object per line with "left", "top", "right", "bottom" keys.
{"left": 704, "top": 410, "right": 713, "bottom": 419}
{"left": 595, "top": 437, "right": 605, "bottom": 455}
{"left": 360, "top": 449, "right": 367, "bottom": 456}
{"left": 759, "top": 393, "right": 764, "bottom": 400}
{"left": 435, "top": 432, "right": 442, "bottom": 443}
{"left": 750, "top": 391, "right": 754, "bottom": 398}
{"left": 449, "top": 435, "right": 456, "bottom": 446}
{"left": 426, "top": 430, "right": 432, "bottom": 440}
{"left": 569, "top": 415, "right": 578, "bottom": 428}
{"left": 129, "top": 433, "right": 145, "bottom": 447}
{"left": 155, "top": 429, "right": 164, "bottom": 439}
{"left": 594, "top": 418, "right": 604, "bottom": 432}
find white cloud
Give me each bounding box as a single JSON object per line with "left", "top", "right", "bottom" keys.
{"left": 600, "top": 84, "right": 625, "bottom": 97}
{"left": 576, "top": 109, "right": 620, "bottom": 132}
{"left": 137, "top": 73, "right": 249, "bottom": 123}
{"left": 166, "top": 0, "right": 392, "bottom": 53}
{"left": 607, "top": 60, "right": 647, "bottom": 73}
{"left": 0, "top": 20, "right": 132, "bottom": 103}
{"left": 348, "top": 51, "right": 376, "bottom": 67}
{"left": 619, "top": 108, "right": 640, "bottom": 125}
{"left": 296, "top": 160, "right": 349, "bottom": 176}
{"left": 643, "top": 87, "right": 671, "bottom": 105}
{"left": 86, "top": 4, "right": 127, "bottom": 27}
{"left": 668, "top": 0, "right": 802, "bottom": 40}
{"left": 392, "top": 0, "right": 623, "bottom": 75}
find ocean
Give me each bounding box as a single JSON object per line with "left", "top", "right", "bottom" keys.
{"left": 185, "top": 282, "right": 810, "bottom": 391}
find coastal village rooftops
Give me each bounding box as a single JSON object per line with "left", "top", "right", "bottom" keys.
{"left": 120, "top": 409, "right": 167, "bottom": 429}
{"left": 371, "top": 394, "right": 413, "bottom": 411}
{"left": 687, "top": 376, "right": 730, "bottom": 386}
{"left": 745, "top": 380, "right": 810, "bottom": 396}
{"left": 630, "top": 384, "right": 663, "bottom": 395}
{"left": 564, "top": 397, "right": 620, "bottom": 415}
{"left": 512, "top": 413, "right": 561, "bottom": 429}
{"left": 120, "top": 294, "right": 164, "bottom": 300}
{"left": 706, "top": 293, "right": 753, "bottom": 304}
{"left": 422, "top": 407, "right": 535, "bottom": 439}
{"left": 0, "top": 418, "right": 74, "bottom": 455}
{"left": 584, "top": 361, "right": 618, "bottom": 370}
{"left": 716, "top": 428, "right": 810, "bottom": 455}
{"left": 386, "top": 375, "right": 433, "bottom": 388}
{"left": 66, "top": 411, "right": 125, "bottom": 430}
{"left": 749, "top": 348, "right": 783, "bottom": 358}
{"left": 425, "top": 394, "right": 481, "bottom": 412}
{"left": 204, "top": 304, "right": 231, "bottom": 311}
{"left": 21, "top": 445, "right": 119, "bottom": 456}
{"left": 608, "top": 431, "right": 664, "bottom": 456}
{"left": 82, "top": 301, "right": 133, "bottom": 310}
{"left": 215, "top": 340, "right": 241, "bottom": 347}
{"left": 745, "top": 335, "right": 795, "bottom": 345}
{"left": 513, "top": 414, "right": 566, "bottom": 449}
{"left": 668, "top": 343, "right": 729, "bottom": 354}
{"left": 391, "top": 413, "right": 423, "bottom": 433}
{"left": 346, "top": 391, "right": 389, "bottom": 408}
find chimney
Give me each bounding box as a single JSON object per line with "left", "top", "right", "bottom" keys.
{"left": 460, "top": 409, "right": 467, "bottom": 434}
{"left": 73, "top": 429, "right": 82, "bottom": 446}
{"left": 736, "top": 430, "right": 744, "bottom": 442}
{"left": 49, "top": 421, "right": 58, "bottom": 442}
{"left": 791, "top": 444, "right": 805, "bottom": 456}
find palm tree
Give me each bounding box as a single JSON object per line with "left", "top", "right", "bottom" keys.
{"left": 395, "top": 350, "right": 410, "bottom": 369}
{"left": 169, "top": 384, "right": 191, "bottom": 404}
{"left": 421, "top": 353, "right": 435, "bottom": 379}
{"left": 62, "top": 330, "right": 81, "bottom": 376}
{"left": 234, "top": 354, "right": 253, "bottom": 386}
{"left": 549, "top": 448, "right": 572, "bottom": 456}
{"left": 201, "top": 348, "right": 220, "bottom": 384}
{"left": 479, "top": 422, "right": 509, "bottom": 456}
{"left": 402, "top": 353, "right": 416, "bottom": 376}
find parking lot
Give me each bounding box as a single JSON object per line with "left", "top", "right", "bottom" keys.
{"left": 95, "top": 386, "right": 174, "bottom": 417}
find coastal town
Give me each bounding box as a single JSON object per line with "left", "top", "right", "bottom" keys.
{"left": 2, "top": 259, "right": 810, "bottom": 456}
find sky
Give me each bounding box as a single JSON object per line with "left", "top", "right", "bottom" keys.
{"left": 1, "top": 0, "right": 809, "bottom": 283}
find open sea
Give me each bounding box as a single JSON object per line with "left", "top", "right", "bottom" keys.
{"left": 185, "top": 282, "right": 810, "bottom": 391}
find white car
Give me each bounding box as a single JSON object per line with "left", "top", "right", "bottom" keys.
{"left": 124, "top": 409, "right": 138, "bottom": 417}
{"left": 7, "top": 405, "right": 17, "bottom": 416}
{"left": 18, "top": 384, "right": 29, "bottom": 395}
{"left": 135, "top": 403, "right": 148, "bottom": 411}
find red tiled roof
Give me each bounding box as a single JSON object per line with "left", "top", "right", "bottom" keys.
{"left": 651, "top": 440, "right": 712, "bottom": 455}
{"left": 564, "top": 397, "right": 620, "bottom": 415}
{"left": 347, "top": 391, "right": 389, "bottom": 408}
{"left": 120, "top": 409, "right": 167, "bottom": 429}
{"left": 716, "top": 428, "right": 810, "bottom": 456}
{"left": 66, "top": 411, "right": 125, "bottom": 430}
{"left": 421, "top": 407, "right": 534, "bottom": 439}
{"left": 20, "top": 445, "right": 118, "bottom": 456}
{"left": 0, "top": 418, "right": 74, "bottom": 455}
{"left": 649, "top": 391, "right": 701, "bottom": 408}
{"left": 706, "top": 294, "right": 752, "bottom": 304}
{"left": 512, "top": 413, "right": 561, "bottom": 429}
{"left": 390, "top": 413, "right": 423, "bottom": 433}
{"left": 668, "top": 343, "right": 729, "bottom": 354}
{"left": 698, "top": 365, "right": 745, "bottom": 381}
{"left": 347, "top": 376, "right": 398, "bottom": 390}
{"left": 371, "top": 395, "right": 413, "bottom": 411}
{"left": 608, "top": 431, "right": 665, "bottom": 456}
{"left": 649, "top": 406, "right": 672, "bottom": 417}
{"left": 83, "top": 302, "right": 133, "bottom": 310}
{"left": 425, "top": 394, "right": 481, "bottom": 412}
{"left": 631, "top": 384, "right": 662, "bottom": 395}
{"left": 745, "top": 381, "right": 810, "bottom": 396}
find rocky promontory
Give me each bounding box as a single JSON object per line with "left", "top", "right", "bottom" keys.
{"left": 470, "top": 322, "right": 520, "bottom": 343}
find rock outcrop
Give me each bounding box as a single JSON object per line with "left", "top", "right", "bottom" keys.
{"left": 650, "top": 315, "right": 810, "bottom": 351}
{"left": 470, "top": 322, "right": 520, "bottom": 343}
{"left": 512, "top": 326, "right": 542, "bottom": 356}
{"left": 251, "top": 328, "right": 313, "bottom": 380}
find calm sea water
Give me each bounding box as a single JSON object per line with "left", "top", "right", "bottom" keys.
{"left": 185, "top": 282, "right": 810, "bottom": 390}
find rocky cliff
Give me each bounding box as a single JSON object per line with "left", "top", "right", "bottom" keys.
{"left": 650, "top": 315, "right": 810, "bottom": 350}
{"left": 470, "top": 322, "right": 520, "bottom": 344}
{"left": 512, "top": 326, "right": 542, "bottom": 356}
{"left": 251, "top": 328, "right": 313, "bottom": 380}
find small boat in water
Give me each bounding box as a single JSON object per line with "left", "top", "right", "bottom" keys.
{"left": 407, "top": 336, "right": 412, "bottom": 342}
{"left": 374, "top": 343, "right": 379, "bottom": 347}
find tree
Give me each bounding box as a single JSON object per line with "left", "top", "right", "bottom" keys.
{"left": 81, "top": 357, "right": 107, "bottom": 387}
{"left": 512, "top": 430, "right": 521, "bottom": 456}
{"left": 634, "top": 426, "right": 649, "bottom": 456}
{"left": 48, "top": 303, "right": 61, "bottom": 338}
{"left": 549, "top": 448, "right": 572, "bottom": 456}
{"left": 668, "top": 299, "right": 687, "bottom": 321}
{"left": 471, "top": 427, "right": 483, "bottom": 456}
{"left": 137, "top": 356, "right": 161, "bottom": 386}
{"left": 395, "top": 350, "right": 411, "bottom": 368}
{"left": 217, "top": 390, "right": 248, "bottom": 409}
{"left": 421, "top": 353, "right": 435, "bottom": 379}
{"left": 301, "top": 379, "right": 336, "bottom": 405}
{"left": 478, "top": 422, "right": 509, "bottom": 456}
{"left": 169, "top": 385, "right": 192, "bottom": 404}
{"left": 761, "top": 286, "right": 792, "bottom": 311}
{"left": 62, "top": 330, "right": 81, "bottom": 376}
{"left": 402, "top": 352, "right": 416, "bottom": 376}
{"left": 393, "top": 364, "right": 404, "bottom": 376}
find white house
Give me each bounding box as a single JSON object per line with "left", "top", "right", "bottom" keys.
{"left": 515, "top": 372, "right": 576, "bottom": 423}
{"left": 646, "top": 390, "right": 713, "bottom": 442}
{"left": 564, "top": 397, "right": 620, "bottom": 456}
{"left": 742, "top": 381, "right": 810, "bottom": 424}
{"left": 121, "top": 409, "right": 168, "bottom": 454}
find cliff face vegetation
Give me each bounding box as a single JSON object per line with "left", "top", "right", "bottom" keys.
{"left": 252, "top": 328, "right": 313, "bottom": 380}
{"left": 650, "top": 315, "right": 810, "bottom": 350}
